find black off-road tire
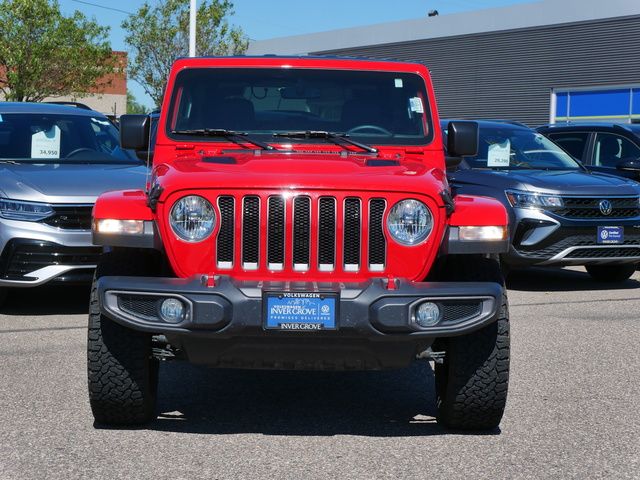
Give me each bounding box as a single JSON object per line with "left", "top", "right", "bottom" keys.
{"left": 87, "top": 250, "right": 160, "bottom": 426}
{"left": 433, "top": 255, "right": 510, "bottom": 431}
{"left": 585, "top": 264, "right": 636, "bottom": 283}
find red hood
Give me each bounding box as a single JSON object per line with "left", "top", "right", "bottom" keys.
{"left": 153, "top": 151, "right": 448, "bottom": 206}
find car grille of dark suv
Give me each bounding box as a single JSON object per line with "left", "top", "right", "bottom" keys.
{"left": 555, "top": 197, "right": 640, "bottom": 219}
{"left": 0, "top": 240, "right": 101, "bottom": 281}
{"left": 42, "top": 205, "right": 93, "bottom": 230}
{"left": 565, "top": 247, "right": 640, "bottom": 259}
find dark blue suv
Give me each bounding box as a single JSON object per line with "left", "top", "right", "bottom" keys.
{"left": 442, "top": 120, "right": 640, "bottom": 282}
{"left": 537, "top": 123, "right": 640, "bottom": 181}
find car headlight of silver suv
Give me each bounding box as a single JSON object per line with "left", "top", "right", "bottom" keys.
{"left": 0, "top": 198, "right": 54, "bottom": 221}
{"left": 505, "top": 189, "right": 564, "bottom": 210}
{"left": 169, "top": 195, "right": 216, "bottom": 242}
{"left": 387, "top": 199, "right": 433, "bottom": 246}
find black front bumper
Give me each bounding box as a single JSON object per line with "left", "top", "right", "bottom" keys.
{"left": 97, "top": 276, "right": 503, "bottom": 369}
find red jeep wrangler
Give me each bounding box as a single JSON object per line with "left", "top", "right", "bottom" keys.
{"left": 88, "top": 57, "right": 510, "bottom": 430}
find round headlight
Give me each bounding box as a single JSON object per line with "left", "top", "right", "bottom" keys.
{"left": 387, "top": 199, "right": 433, "bottom": 245}
{"left": 170, "top": 195, "right": 216, "bottom": 242}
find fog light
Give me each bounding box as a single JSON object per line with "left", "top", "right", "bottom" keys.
{"left": 160, "top": 298, "right": 185, "bottom": 323}
{"left": 415, "top": 302, "right": 441, "bottom": 327}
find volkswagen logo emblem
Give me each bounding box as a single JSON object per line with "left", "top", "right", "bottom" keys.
{"left": 599, "top": 199, "right": 613, "bottom": 216}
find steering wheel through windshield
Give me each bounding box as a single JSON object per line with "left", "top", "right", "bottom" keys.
{"left": 346, "top": 125, "right": 393, "bottom": 136}
{"left": 65, "top": 148, "right": 98, "bottom": 159}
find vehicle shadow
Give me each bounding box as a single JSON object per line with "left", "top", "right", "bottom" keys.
{"left": 0, "top": 285, "right": 90, "bottom": 315}
{"left": 506, "top": 266, "right": 640, "bottom": 292}
{"left": 140, "top": 361, "right": 499, "bottom": 437}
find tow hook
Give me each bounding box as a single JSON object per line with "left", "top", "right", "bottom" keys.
{"left": 152, "top": 335, "right": 180, "bottom": 361}
{"left": 416, "top": 347, "right": 445, "bottom": 364}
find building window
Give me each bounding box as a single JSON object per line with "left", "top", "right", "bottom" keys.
{"left": 551, "top": 86, "right": 640, "bottom": 123}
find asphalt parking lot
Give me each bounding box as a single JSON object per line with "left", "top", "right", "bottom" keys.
{"left": 1, "top": 267, "right": 639, "bottom": 480}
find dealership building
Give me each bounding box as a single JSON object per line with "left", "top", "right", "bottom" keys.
{"left": 247, "top": 0, "right": 640, "bottom": 126}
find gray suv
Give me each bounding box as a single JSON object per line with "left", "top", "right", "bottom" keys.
{"left": 0, "top": 102, "right": 147, "bottom": 306}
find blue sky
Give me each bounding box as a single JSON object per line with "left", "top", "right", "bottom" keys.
{"left": 59, "top": 0, "right": 535, "bottom": 108}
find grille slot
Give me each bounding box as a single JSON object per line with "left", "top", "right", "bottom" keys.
{"left": 217, "top": 196, "right": 235, "bottom": 268}
{"left": 318, "top": 197, "right": 336, "bottom": 270}
{"left": 267, "top": 196, "right": 285, "bottom": 270}
{"left": 242, "top": 196, "right": 260, "bottom": 269}
{"left": 215, "top": 194, "right": 387, "bottom": 273}
{"left": 368, "top": 199, "right": 386, "bottom": 271}
{"left": 293, "top": 196, "right": 311, "bottom": 270}
{"left": 343, "top": 198, "right": 361, "bottom": 271}
{"left": 515, "top": 232, "right": 640, "bottom": 259}
{"left": 42, "top": 205, "right": 93, "bottom": 230}
{"left": 566, "top": 247, "right": 640, "bottom": 259}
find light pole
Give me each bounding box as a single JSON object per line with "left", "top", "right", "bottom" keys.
{"left": 189, "top": 0, "right": 197, "bottom": 57}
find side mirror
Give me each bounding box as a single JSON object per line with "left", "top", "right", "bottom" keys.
{"left": 120, "top": 114, "right": 150, "bottom": 151}
{"left": 616, "top": 158, "right": 640, "bottom": 172}
{"left": 447, "top": 121, "right": 479, "bottom": 158}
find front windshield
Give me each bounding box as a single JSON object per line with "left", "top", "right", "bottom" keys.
{"left": 167, "top": 68, "right": 433, "bottom": 145}
{"left": 0, "top": 113, "right": 138, "bottom": 163}
{"left": 465, "top": 126, "right": 581, "bottom": 170}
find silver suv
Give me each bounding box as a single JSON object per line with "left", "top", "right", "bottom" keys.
{"left": 0, "top": 102, "right": 147, "bottom": 306}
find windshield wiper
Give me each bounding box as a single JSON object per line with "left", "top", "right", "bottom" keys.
{"left": 171, "top": 128, "right": 276, "bottom": 151}
{"left": 273, "top": 131, "right": 378, "bottom": 154}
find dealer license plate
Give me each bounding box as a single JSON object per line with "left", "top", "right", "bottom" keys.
{"left": 597, "top": 226, "right": 624, "bottom": 244}
{"left": 264, "top": 292, "right": 337, "bottom": 331}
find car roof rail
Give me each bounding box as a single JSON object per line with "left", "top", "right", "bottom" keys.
{"left": 42, "top": 101, "right": 93, "bottom": 111}
{"left": 613, "top": 123, "right": 633, "bottom": 134}
{"left": 484, "top": 119, "right": 529, "bottom": 128}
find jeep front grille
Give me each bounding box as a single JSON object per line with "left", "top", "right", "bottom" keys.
{"left": 214, "top": 194, "right": 387, "bottom": 273}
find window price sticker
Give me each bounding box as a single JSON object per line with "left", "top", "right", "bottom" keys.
{"left": 487, "top": 140, "right": 510, "bottom": 167}
{"left": 31, "top": 126, "right": 61, "bottom": 159}
{"left": 409, "top": 97, "right": 424, "bottom": 113}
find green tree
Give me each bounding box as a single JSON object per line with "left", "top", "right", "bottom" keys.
{"left": 0, "top": 0, "right": 115, "bottom": 102}
{"left": 123, "top": 0, "right": 248, "bottom": 107}
{"left": 126, "top": 91, "right": 148, "bottom": 114}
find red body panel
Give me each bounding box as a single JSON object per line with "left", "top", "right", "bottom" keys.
{"left": 449, "top": 195, "right": 509, "bottom": 227}
{"left": 157, "top": 188, "right": 445, "bottom": 282}
{"left": 93, "top": 190, "right": 154, "bottom": 221}
{"left": 153, "top": 57, "right": 445, "bottom": 170}
{"left": 94, "top": 57, "right": 508, "bottom": 283}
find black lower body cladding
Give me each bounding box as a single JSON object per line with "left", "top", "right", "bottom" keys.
{"left": 96, "top": 275, "right": 504, "bottom": 370}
